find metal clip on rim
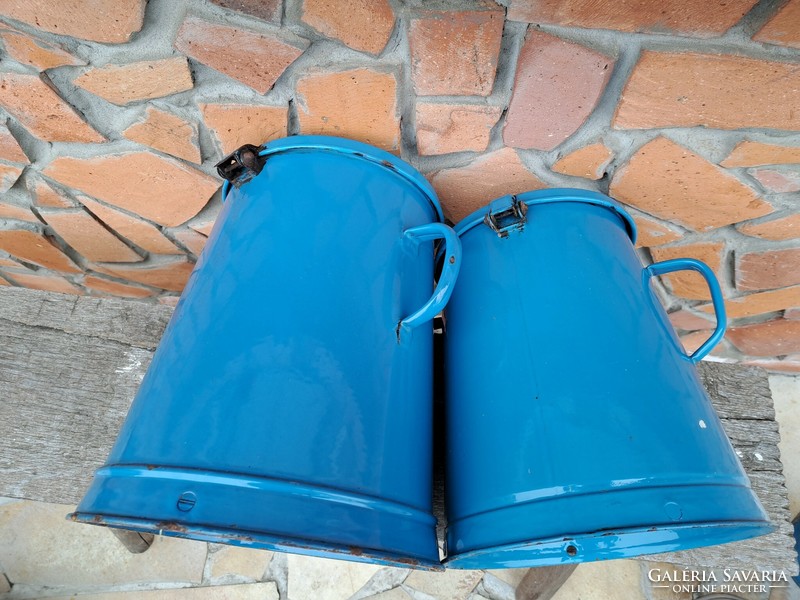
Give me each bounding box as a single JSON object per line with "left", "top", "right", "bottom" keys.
{"left": 216, "top": 144, "right": 265, "bottom": 201}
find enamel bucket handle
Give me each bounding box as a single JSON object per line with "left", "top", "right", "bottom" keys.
{"left": 398, "top": 223, "right": 461, "bottom": 343}
{"left": 645, "top": 258, "right": 726, "bottom": 363}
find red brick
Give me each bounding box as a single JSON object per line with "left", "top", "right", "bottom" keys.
{"left": 78, "top": 196, "right": 181, "bottom": 255}
{"left": 669, "top": 309, "right": 715, "bottom": 331}
{"left": 632, "top": 213, "right": 682, "bottom": 248}
{"left": 609, "top": 137, "right": 771, "bottom": 232}
{"left": 699, "top": 285, "right": 800, "bottom": 319}
{"left": 297, "top": 69, "right": 399, "bottom": 152}
{"left": 680, "top": 330, "right": 721, "bottom": 356}
{"left": 43, "top": 152, "right": 219, "bottom": 227}
{"left": 0, "top": 163, "right": 24, "bottom": 193}
{"left": 82, "top": 275, "right": 153, "bottom": 299}
{"left": 614, "top": 52, "right": 800, "bottom": 131}
{"left": 32, "top": 180, "right": 76, "bottom": 208}
{"left": 210, "top": 0, "right": 281, "bottom": 23}
{"left": 504, "top": 31, "right": 612, "bottom": 150}
{"left": 123, "top": 107, "right": 201, "bottom": 164}
{"left": 507, "top": 0, "right": 758, "bottom": 36}
{"left": 552, "top": 143, "right": 613, "bottom": 180}
{"left": 0, "top": 275, "right": 8, "bottom": 286}
{"left": 744, "top": 358, "right": 800, "bottom": 373}
{"left": 175, "top": 16, "right": 304, "bottom": 94}
{"left": 189, "top": 216, "right": 216, "bottom": 237}
{"left": 0, "top": 122, "right": 28, "bottom": 164}
{"left": 74, "top": 58, "right": 193, "bottom": 106}
{"left": 302, "top": 0, "right": 394, "bottom": 55}
{"left": 101, "top": 258, "right": 195, "bottom": 292}
{"left": 41, "top": 209, "right": 142, "bottom": 263}
{"left": 0, "top": 73, "right": 103, "bottom": 143}
{"left": 1, "top": 270, "right": 81, "bottom": 295}
{"left": 650, "top": 242, "right": 724, "bottom": 300}
{"left": 199, "top": 104, "right": 287, "bottom": 155}
{"left": 409, "top": 9, "right": 504, "bottom": 96}
{"left": 0, "top": 230, "right": 80, "bottom": 273}
{"left": 158, "top": 295, "right": 181, "bottom": 307}
{"left": 737, "top": 248, "right": 800, "bottom": 292}
{"left": 0, "top": 202, "right": 36, "bottom": 222}
{"left": 754, "top": 0, "right": 800, "bottom": 49}
{"left": 0, "top": 29, "right": 82, "bottom": 70}
{"left": 738, "top": 214, "right": 800, "bottom": 241}
{"left": 430, "top": 147, "right": 546, "bottom": 222}
{"left": 0, "top": 257, "right": 21, "bottom": 268}
{"left": 416, "top": 103, "right": 501, "bottom": 156}
{"left": 721, "top": 141, "right": 800, "bottom": 168}
{"left": 727, "top": 319, "right": 800, "bottom": 357}
{"left": 172, "top": 229, "right": 207, "bottom": 257}
{"left": 0, "top": 0, "right": 146, "bottom": 43}
{"left": 786, "top": 308, "right": 800, "bottom": 320}
{"left": 751, "top": 169, "right": 800, "bottom": 193}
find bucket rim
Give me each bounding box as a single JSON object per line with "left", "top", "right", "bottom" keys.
{"left": 258, "top": 135, "right": 444, "bottom": 222}
{"left": 451, "top": 188, "right": 637, "bottom": 243}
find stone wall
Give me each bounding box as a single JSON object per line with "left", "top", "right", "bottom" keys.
{"left": 0, "top": 0, "right": 798, "bottom": 368}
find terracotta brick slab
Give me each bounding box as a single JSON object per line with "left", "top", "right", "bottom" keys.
{"left": 43, "top": 152, "right": 219, "bottom": 227}
{"left": 609, "top": 137, "right": 771, "bottom": 231}
{"left": 210, "top": 0, "right": 282, "bottom": 23}
{"left": 1, "top": 270, "right": 81, "bottom": 295}
{"left": 507, "top": 0, "right": 758, "bottom": 36}
{"left": 200, "top": 104, "right": 287, "bottom": 155}
{"left": 751, "top": 168, "right": 800, "bottom": 193}
{"left": 744, "top": 358, "right": 800, "bottom": 374}
{"left": 40, "top": 209, "right": 142, "bottom": 263}
{"left": 737, "top": 248, "right": 800, "bottom": 291}
{"left": 0, "top": 0, "right": 146, "bottom": 43}
{"left": 0, "top": 29, "right": 82, "bottom": 70}
{"left": 0, "top": 163, "right": 24, "bottom": 193}
{"left": 0, "top": 73, "right": 103, "bottom": 143}
{"left": 668, "top": 309, "right": 714, "bottom": 331}
{"left": 0, "top": 230, "right": 80, "bottom": 273}
{"left": 739, "top": 214, "right": 800, "bottom": 241}
{"left": 614, "top": 52, "right": 800, "bottom": 131}
{"left": 101, "top": 259, "right": 194, "bottom": 292}
{"left": 409, "top": 9, "right": 504, "bottom": 96}
{"left": 0, "top": 202, "right": 36, "bottom": 222}
{"left": 552, "top": 143, "right": 613, "bottom": 180}
{"left": 632, "top": 213, "right": 682, "bottom": 248}
{"left": 728, "top": 319, "right": 800, "bottom": 356}
{"left": 296, "top": 68, "right": 399, "bottom": 152}
{"left": 79, "top": 196, "right": 181, "bottom": 254}
{"left": 699, "top": 285, "right": 800, "bottom": 319}
{"left": 416, "top": 103, "right": 501, "bottom": 155}
{"left": 504, "top": 31, "right": 612, "bottom": 150}
{"left": 74, "top": 57, "right": 193, "bottom": 106}
{"left": 32, "top": 180, "right": 76, "bottom": 208}
{"left": 0, "top": 122, "right": 28, "bottom": 164}
{"left": 430, "top": 147, "right": 546, "bottom": 222}
{"left": 175, "top": 16, "right": 304, "bottom": 94}
{"left": 721, "top": 141, "right": 800, "bottom": 168}
{"left": 754, "top": 0, "right": 800, "bottom": 49}
{"left": 302, "top": 0, "right": 395, "bottom": 55}
{"left": 650, "top": 242, "right": 724, "bottom": 300}
{"left": 124, "top": 107, "right": 201, "bottom": 164}
{"left": 82, "top": 274, "right": 153, "bottom": 299}
{"left": 173, "top": 229, "right": 207, "bottom": 256}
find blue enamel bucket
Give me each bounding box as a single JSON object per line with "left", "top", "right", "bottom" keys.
{"left": 441, "top": 189, "right": 772, "bottom": 569}
{"left": 70, "top": 136, "right": 461, "bottom": 570}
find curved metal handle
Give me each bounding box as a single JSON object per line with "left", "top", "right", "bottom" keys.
{"left": 397, "top": 222, "right": 461, "bottom": 343}
{"left": 645, "top": 258, "right": 726, "bottom": 363}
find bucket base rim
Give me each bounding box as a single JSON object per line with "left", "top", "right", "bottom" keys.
{"left": 443, "top": 521, "right": 774, "bottom": 570}
{"left": 69, "top": 512, "right": 444, "bottom": 571}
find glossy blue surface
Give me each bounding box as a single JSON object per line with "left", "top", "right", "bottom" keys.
{"left": 442, "top": 189, "right": 773, "bottom": 569}
{"left": 71, "top": 136, "right": 460, "bottom": 570}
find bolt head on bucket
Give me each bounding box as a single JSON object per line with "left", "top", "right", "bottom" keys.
{"left": 69, "top": 136, "right": 456, "bottom": 571}
{"left": 442, "top": 189, "right": 773, "bottom": 570}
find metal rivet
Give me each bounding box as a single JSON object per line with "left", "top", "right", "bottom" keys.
{"left": 177, "top": 492, "right": 196, "bottom": 512}
{"left": 566, "top": 544, "right": 578, "bottom": 556}
{"left": 449, "top": 255, "right": 456, "bottom": 264}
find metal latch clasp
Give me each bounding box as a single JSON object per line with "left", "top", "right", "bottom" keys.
{"left": 484, "top": 196, "right": 528, "bottom": 237}
{"left": 215, "top": 144, "right": 265, "bottom": 188}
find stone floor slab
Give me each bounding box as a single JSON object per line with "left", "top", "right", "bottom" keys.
{"left": 770, "top": 375, "right": 800, "bottom": 518}
{"left": 287, "top": 554, "right": 380, "bottom": 600}
{"left": 47, "top": 582, "right": 279, "bottom": 599}
{"left": 550, "top": 560, "right": 645, "bottom": 600}
{"left": 403, "top": 568, "right": 483, "bottom": 600}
